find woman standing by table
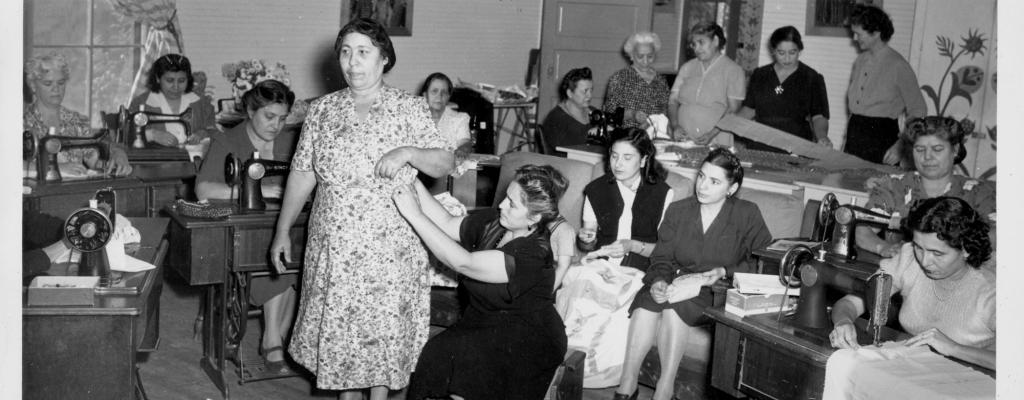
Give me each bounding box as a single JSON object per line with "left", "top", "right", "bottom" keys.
{"left": 542, "top": 67, "right": 594, "bottom": 154}
{"left": 603, "top": 32, "right": 671, "bottom": 129}
{"left": 615, "top": 148, "right": 771, "bottom": 400}
{"left": 737, "top": 26, "right": 831, "bottom": 152}
{"left": 667, "top": 22, "right": 746, "bottom": 147}
{"left": 269, "top": 18, "right": 454, "bottom": 400}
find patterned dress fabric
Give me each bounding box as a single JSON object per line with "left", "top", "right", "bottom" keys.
{"left": 23, "top": 102, "right": 95, "bottom": 164}
{"left": 603, "top": 67, "right": 670, "bottom": 129}
{"left": 287, "top": 86, "right": 452, "bottom": 390}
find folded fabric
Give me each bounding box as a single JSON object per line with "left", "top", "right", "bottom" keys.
{"left": 667, "top": 273, "right": 704, "bottom": 303}
{"left": 823, "top": 343, "right": 994, "bottom": 400}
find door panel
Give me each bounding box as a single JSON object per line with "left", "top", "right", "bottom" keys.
{"left": 539, "top": 0, "right": 652, "bottom": 121}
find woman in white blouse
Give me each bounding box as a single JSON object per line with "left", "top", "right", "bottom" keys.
{"left": 418, "top": 72, "right": 473, "bottom": 157}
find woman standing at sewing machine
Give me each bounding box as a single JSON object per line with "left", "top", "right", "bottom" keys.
{"left": 603, "top": 32, "right": 671, "bottom": 130}
{"left": 195, "top": 79, "right": 298, "bottom": 371}
{"left": 856, "top": 116, "right": 995, "bottom": 258}
{"left": 667, "top": 22, "right": 746, "bottom": 147}
{"left": 616, "top": 148, "right": 771, "bottom": 400}
{"left": 736, "top": 26, "right": 831, "bottom": 152}
{"left": 128, "top": 53, "right": 216, "bottom": 148}
{"left": 542, "top": 67, "right": 594, "bottom": 155}
{"left": 23, "top": 51, "right": 131, "bottom": 176}
{"left": 268, "top": 18, "right": 453, "bottom": 400}
{"left": 830, "top": 197, "right": 995, "bottom": 370}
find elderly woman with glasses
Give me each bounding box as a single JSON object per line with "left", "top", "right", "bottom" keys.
{"left": 128, "top": 53, "right": 217, "bottom": 148}
{"left": 24, "top": 51, "right": 132, "bottom": 177}
{"left": 603, "top": 32, "right": 671, "bottom": 129}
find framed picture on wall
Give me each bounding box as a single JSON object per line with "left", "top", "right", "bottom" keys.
{"left": 806, "top": 0, "right": 881, "bottom": 37}
{"left": 341, "top": 0, "right": 414, "bottom": 36}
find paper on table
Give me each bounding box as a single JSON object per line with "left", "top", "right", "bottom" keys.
{"left": 733, "top": 272, "right": 799, "bottom": 296}
{"left": 112, "top": 254, "right": 156, "bottom": 272}
{"left": 767, "top": 239, "right": 820, "bottom": 252}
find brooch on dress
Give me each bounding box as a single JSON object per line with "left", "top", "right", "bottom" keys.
{"left": 774, "top": 85, "right": 784, "bottom": 95}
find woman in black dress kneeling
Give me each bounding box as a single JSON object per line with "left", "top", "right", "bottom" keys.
{"left": 393, "top": 165, "right": 569, "bottom": 400}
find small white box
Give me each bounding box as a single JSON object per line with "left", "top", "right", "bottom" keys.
{"left": 724, "top": 288, "right": 797, "bottom": 317}
{"left": 27, "top": 276, "right": 99, "bottom": 306}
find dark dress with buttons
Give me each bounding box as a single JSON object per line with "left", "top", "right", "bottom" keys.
{"left": 740, "top": 62, "right": 829, "bottom": 153}
{"left": 630, "top": 196, "right": 772, "bottom": 326}
{"left": 408, "top": 209, "right": 568, "bottom": 400}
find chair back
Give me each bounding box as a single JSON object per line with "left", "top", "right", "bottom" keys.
{"left": 493, "top": 152, "right": 593, "bottom": 229}
{"left": 534, "top": 124, "right": 553, "bottom": 155}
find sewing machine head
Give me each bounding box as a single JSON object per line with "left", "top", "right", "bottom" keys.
{"left": 588, "top": 108, "right": 624, "bottom": 145}
{"left": 108, "top": 105, "right": 192, "bottom": 149}
{"left": 32, "top": 130, "right": 112, "bottom": 184}
{"left": 224, "top": 152, "right": 290, "bottom": 212}
{"left": 811, "top": 193, "right": 894, "bottom": 261}
{"left": 778, "top": 244, "right": 892, "bottom": 345}
{"left": 64, "top": 190, "right": 116, "bottom": 288}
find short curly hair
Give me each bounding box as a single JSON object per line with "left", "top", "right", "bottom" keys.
{"left": 848, "top": 4, "right": 894, "bottom": 42}
{"left": 513, "top": 164, "right": 568, "bottom": 225}
{"left": 241, "top": 79, "right": 295, "bottom": 113}
{"left": 702, "top": 147, "right": 744, "bottom": 194}
{"left": 336, "top": 17, "right": 397, "bottom": 74}
{"left": 623, "top": 32, "right": 662, "bottom": 55}
{"left": 25, "top": 51, "right": 70, "bottom": 82}
{"left": 147, "top": 53, "right": 195, "bottom": 94}
{"left": 900, "top": 116, "right": 968, "bottom": 164}
{"left": 903, "top": 196, "right": 991, "bottom": 268}
{"left": 557, "top": 67, "right": 592, "bottom": 102}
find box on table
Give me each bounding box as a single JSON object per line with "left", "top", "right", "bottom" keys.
{"left": 27, "top": 276, "right": 99, "bottom": 306}
{"left": 724, "top": 288, "right": 797, "bottom": 317}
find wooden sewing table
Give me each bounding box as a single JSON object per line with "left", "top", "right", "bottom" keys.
{"left": 165, "top": 204, "right": 308, "bottom": 399}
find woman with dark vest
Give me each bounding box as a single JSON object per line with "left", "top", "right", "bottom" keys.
{"left": 554, "top": 127, "right": 674, "bottom": 388}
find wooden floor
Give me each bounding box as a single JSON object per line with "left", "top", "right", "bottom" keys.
{"left": 137, "top": 270, "right": 661, "bottom": 400}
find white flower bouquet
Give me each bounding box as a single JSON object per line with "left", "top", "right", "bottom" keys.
{"left": 221, "top": 59, "right": 291, "bottom": 105}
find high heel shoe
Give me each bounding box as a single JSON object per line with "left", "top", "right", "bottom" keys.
{"left": 611, "top": 389, "right": 638, "bottom": 400}
{"left": 260, "top": 345, "right": 287, "bottom": 372}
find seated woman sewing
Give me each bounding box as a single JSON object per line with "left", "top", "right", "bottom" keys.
{"left": 128, "top": 54, "right": 216, "bottom": 148}
{"left": 195, "top": 79, "right": 298, "bottom": 372}
{"left": 24, "top": 51, "right": 131, "bottom": 177}
{"left": 830, "top": 196, "right": 995, "bottom": 370}
{"left": 857, "top": 116, "right": 995, "bottom": 259}
{"left": 394, "top": 165, "right": 568, "bottom": 400}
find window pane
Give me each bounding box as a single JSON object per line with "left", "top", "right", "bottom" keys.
{"left": 93, "top": 0, "right": 136, "bottom": 45}
{"left": 29, "top": 0, "right": 88, "bottom": 46}
{"left": 30, "top": 48, "right": 90, "bottom": 121}
{"left": 91, "top": 48, "right": 136, "bottom": 127}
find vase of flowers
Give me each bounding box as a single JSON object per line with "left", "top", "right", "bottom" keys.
{"left": 221, "top": 59, "right": 291, "bottom": 111}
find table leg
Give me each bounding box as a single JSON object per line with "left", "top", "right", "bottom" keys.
{"left": 199, "top": 283, "right": 230, "bottom": 399}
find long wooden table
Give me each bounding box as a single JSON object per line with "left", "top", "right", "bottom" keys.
{"left": 165, "top": 205, "right": 308, "bottom": 399}
{"left": 23, "top": 218, "right": 169, "bottom": 400}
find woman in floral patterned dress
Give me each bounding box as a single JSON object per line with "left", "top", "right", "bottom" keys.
{"left": 269, "top": 18, "right": 454, "bottom": 400}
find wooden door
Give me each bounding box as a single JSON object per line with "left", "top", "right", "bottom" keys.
{"left": 538, "top": 0, "right": 653, "bottom": 119}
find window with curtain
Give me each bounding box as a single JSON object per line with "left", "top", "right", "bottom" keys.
{"left": 25, "top": 0, "right": 144, "bottom": 128}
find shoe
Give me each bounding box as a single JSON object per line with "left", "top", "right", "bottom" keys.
{"left": 611, "top": 389, "right": 638, "bottom": 400}
{"left": 260, "top": 345, "right": 287, "bottom": 372}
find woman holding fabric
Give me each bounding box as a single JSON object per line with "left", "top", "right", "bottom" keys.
{"left": 831, "top": 196, "right": 995, "bottom": 370}
{"left": 268, "top": 18, "right": 454, "bottom": 400}
{"left": 394, "top": 165, "right": 568, "bottom": 400}
{"left": 667, "top": 22, "right": 746, "bottom": 147}
{"left": 196, "top": 79, "right": 298, "bottom": 371}
{"left": 737, "top": 26, "right": 831, "bottom": 152}
{"left": 128, "top": 53, "right": 216, "bottom": 147}
{"left": 603, "top": 32, "right": 671, "bottom": 129}
{"left": 856, "top": 116, "right": 995, "bottom": 258}
{"left": 24, "top": 51, "right": 131, "bottom": 176}
{"left": 556, "top": 127, "right": 675, "bottom": 387}
{"left": 615, "top": 148, "right": 772, "bottom": 400}
{"left": 542, "top": 67, "right": 594, "bottom": 154}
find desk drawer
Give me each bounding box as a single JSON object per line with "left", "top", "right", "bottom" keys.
{"left": 232, "top": 225, "right": 306, "bottom": 272}
{"left": 167, "top": 223, "right": 227, "bottom": 285}
{"left": 739, "top": 337, "right": 825, "bottom": 400}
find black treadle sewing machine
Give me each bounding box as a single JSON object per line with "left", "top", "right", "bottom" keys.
{"left": 774, "top": 192, "right": 899, "bottom": 346}
{"left": 64, "top": 188, "right": 117, "bottom": 288}
{"left": 108, "top": 105, "right": 193, "bottom": 149}
{"left": 25, "top": 128, "right": 112, "bottom": 184}
{"left": 224, "top": 152, "right": 290, "bottom": 212}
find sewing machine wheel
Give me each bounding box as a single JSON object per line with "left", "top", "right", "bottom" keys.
{"left": 778, "top": 244, "right": 814, "bottom": 288}
{"left": 225, "top": 271, "right": 249, "bottom": 357}
{"left": 133, "top": 112, "right": 149, "bottom": 127}
{"left": 224, "top": 153, "right": 243, "bottom": 187}
{"left": 64, "top": 208, "right": 113, "bottom": 252}
{"left": 812, "top": 193, "right": 839, "bottom": 242}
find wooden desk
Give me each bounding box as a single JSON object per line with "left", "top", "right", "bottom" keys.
{"left": 23, "top": 218, "right": 169, "bottom": 400}
{"left": 166, "top": 206, "right": 308, "bottom": 399}
{"left": 23, "top": 162, "right": 195, "bottom": 219}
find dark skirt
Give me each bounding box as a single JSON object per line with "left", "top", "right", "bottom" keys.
{"left": 249, "top": 274, "right": 297, "bottom": 305}
{"left": 407, "top": 307, "right": 567, "bottom": 400}
{"left": 629, "top": 285, "right": 714, "bottom": 327}
{"left": 844, "top": 114, "right": 900, "bottom": 164}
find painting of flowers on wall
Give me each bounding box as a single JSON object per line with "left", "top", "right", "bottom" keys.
{"left": 341, "top": 0, "right": 413, "bottom": 36}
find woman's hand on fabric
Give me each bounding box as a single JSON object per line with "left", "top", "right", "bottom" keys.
{"left": 261, "top": 182, "right": 284, "bottom": 199}
{"left": 185, "top": 131, "right": 208, "bottom": 145}
{"left": 150, "top": 130, "right": 180, "bottom": 147}
{"left": 903, "top": 328, "right": 959, "bottom": 356}
{"left": 883, "top": 142, "right": 902, "bottom": 165}
{"left": 375, "top": 147, "right": 411, "bottom": 179}
{"left": 875, "top": 242, "right": 901, "bottom": 258}
{"left": 650, "top": 280, "right": 670, "bottom": 304}
{"left": 599, "top": 240, "right": 630, "bottom": 258}
{"left": 268, "top": 232, "right": 292, "bottom": 274}
{"left": 829, "top": 319, "right": 860, "bottom": 349}
{"left": 106, "top": 146, "right": 133, "bottom": 176}
{"left": 699, "top": 267, "right": 726, "bottom": 286}
{"left": 58, "top": 161, "right": 89, "bottom": 176}
{"left": 392, "top": 183, "right": 423, "bottom": 218}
